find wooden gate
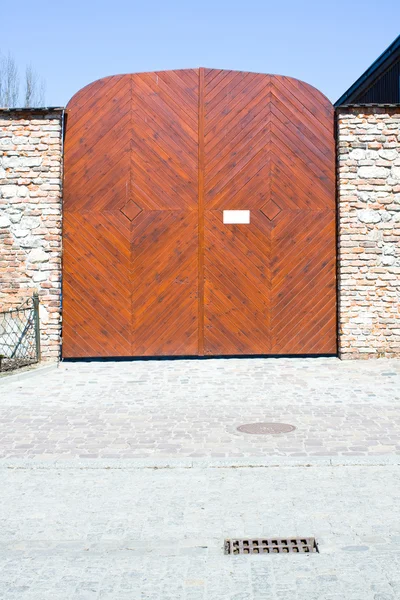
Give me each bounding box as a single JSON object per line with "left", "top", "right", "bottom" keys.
{"left": 63, "top": 68, "right": 336, "bottom": 357}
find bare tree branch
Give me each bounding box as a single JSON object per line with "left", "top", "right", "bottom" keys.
{"left": 38, "top": 78, "right": 46, "bottom": 106}
{"left": 24, "top": 64, "right": 34, "bottom": 107}
{"left": 0, "top": 54, "right": 3, "bottom": 106}
{"left": 0, "top": 52, "right": 20, "bottom": 107}
{"left": 24, "top": 64, "right": 46, "bottom": 107}
{"left": 0, "top": 52, "right": 46, "bottom": 108}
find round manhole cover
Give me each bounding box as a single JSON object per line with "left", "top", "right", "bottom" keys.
{"left": 236, "top": 422, "right": 296, "bottom": 435}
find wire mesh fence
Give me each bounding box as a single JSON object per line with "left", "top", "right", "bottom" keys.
{"left": 0, "top": 293, "right": 41, "bottom": 372}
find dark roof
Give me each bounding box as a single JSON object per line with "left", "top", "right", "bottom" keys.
{"left": 335, "top": 34, "right": 400, "bottom": 106}
{"left": 0, "top": 107, "right": 64, "bottom": 112}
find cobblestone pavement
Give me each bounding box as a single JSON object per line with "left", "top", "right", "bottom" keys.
{"left": 0, "top": 357, "right": 400, "bottom": 459}
{"left": 1, "top": 462, "right": 400, "bottom": 599}
{"left": 1, "top": 358, "right": 400, "bottom": 598}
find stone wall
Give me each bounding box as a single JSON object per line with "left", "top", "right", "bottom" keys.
{"left": 0, "top": 109, "right": 63, "bottom": 361}
{"left": 337, "top": 107, "right": 400, "bottom": 358}
{"left": 1, "top": 106, "right": 399, "bottom": 362}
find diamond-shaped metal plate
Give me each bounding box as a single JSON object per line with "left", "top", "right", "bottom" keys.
{"left": 120, "top": 200, "right": 142, "bottom": 222}
{"left": 260, "top": 199, "right": 282, "bottom": 221}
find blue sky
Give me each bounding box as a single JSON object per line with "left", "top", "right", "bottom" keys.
{"left": 2, "top": 0, "right": 399, "bottom": 106}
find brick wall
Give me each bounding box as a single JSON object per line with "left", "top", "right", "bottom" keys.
{"left": 337, "top": 107, "right": 400, "bottom": 358}
{"left": 0, "top": 109, "right": 63, "bottom": 361}
{"left": 1, "top": 107, "right": 399, "bottom": 361}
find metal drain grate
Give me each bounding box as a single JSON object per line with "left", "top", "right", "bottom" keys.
{"left": 224, "top": 537, "right": 319, "bottom": 554}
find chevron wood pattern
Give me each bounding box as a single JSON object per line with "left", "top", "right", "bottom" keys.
{"left": 203, "top": 70, "right": 336, "bottom": 354}
{"left": 63, "top": 70, "right": 199, "bottom": 357}
{"left": 63, "top": 69, "right": 336, "bottom": 358}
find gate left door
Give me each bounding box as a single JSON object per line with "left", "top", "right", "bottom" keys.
{"left": 62, "top": 70, "right": 199, "bottom": 357}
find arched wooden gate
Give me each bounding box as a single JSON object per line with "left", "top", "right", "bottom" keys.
{"left": 63, "top": 68, "right": 336, "bottom": 357}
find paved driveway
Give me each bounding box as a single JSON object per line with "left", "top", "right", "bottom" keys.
{"left": 1, "top": 357, "right": 400, "bottom": 599}
{"left": 1, "top": 462, "right": 399, "bottom": 600}
{"left": 0, "top": 357, "right": 399, "bottom": 460}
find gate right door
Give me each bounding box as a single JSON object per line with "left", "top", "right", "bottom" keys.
{"left": 203, "top": 70, "right": 336, "bottom": 355}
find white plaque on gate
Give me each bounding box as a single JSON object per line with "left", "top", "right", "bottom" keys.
{"left": 223, "top": 210, "right": 250, "bottom": 224}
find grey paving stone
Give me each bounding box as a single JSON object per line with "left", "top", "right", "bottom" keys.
{"left": 0, "top": 357, "right": 399, "bottom": 459}
{"left": 1, "top": 357, "right": 400, "bottom": 598}
{"left": 0, "top": 463, "right": 399, "bottom": 599}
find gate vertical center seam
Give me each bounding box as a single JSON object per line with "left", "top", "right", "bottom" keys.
{"left": 198, "top": 68, "right": 205, "bottom": 355}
